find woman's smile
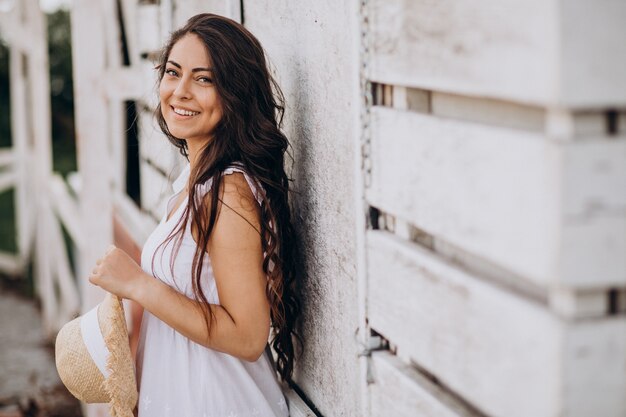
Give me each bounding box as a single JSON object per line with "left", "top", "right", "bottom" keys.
{"left": 171, "top": 105, "right": 201, "bottom": 118}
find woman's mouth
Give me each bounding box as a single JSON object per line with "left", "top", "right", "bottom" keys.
{"left": 171, "top": 106, "right": 200, "bottom": 117}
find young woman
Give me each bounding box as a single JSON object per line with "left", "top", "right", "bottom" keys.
{"left": 89, "top": 13, "right": 302, "bottom": 417}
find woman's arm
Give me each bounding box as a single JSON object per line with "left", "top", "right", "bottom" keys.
{"left": 91, "top": 173, "right": 270, "bottom": 362}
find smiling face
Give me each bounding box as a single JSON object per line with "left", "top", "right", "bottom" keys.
{"left": 159, "top": 33, "right": 223, "bottom": 146}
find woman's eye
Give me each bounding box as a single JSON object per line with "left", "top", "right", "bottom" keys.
{"left": 198, "top": 77, "right": 213, "bottom": 84}
{"left": 165, "top": 69, "right": 178, "bottom": 77}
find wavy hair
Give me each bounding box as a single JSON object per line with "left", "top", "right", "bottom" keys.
{"left": 153, "top": 13, "right": 302, "bottom": 382}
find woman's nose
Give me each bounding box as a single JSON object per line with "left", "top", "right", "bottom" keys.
{"left": 172, "top": 78, "right": 191, "bottom": 99}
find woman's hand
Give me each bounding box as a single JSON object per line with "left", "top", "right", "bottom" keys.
{"left": 89, "top": 245, "right": 147, "bottom": 300}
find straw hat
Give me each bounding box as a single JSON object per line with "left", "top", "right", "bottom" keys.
{"left": 55, "top": 293, "right": 138, "bottom": 417}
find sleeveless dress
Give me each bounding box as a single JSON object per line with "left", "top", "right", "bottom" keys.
{"left": 135, "top": 163, "right": 290, "bottom": 417}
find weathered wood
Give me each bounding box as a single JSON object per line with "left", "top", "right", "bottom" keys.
{"left": 562, "top": 318, "right": 626, "bottom": 417}
{"left": 140, "top": 159, "right": 171, "bottom": 220}
{"left": 431, "top": 92, "right": 545, "bottom": 132}
{"left": 562, "top": 139, "right": 626, "bottom": 216}
{"left": 138, "top": 110, "right": 175, "bottom": 174}
{"left": 71, "top": 0, "right": 112, "bottom": 311}
{"left": 36, "top": 205, "right": 57, "bottom": 337}
{"left": 560, "top": 0, "right": 626, "bottom": 107}
{"left": 370, "top": 352, "right": 476, "bottom": 417}
{"left": 367, "top": 107, "right": 626, "bottom": 288}
{"left": 48, "top": 209, "right": 80, "bottom": 328}
{"left": 549, "top": 288, "right": 608, "bottom": 319}
{"left": 0, "top": 171, "right": 16, "bottom": 193}
{"left": 173, "top": 0, "right": 241, "bottom": 28}
{"left": 0, "top": 149, "right": 14, "bottom": 168}
{"left": 369, "top": 0, "right": 558, "bottom": 105}
{"left": 369, "top": 0, "right": 626, "bottom": 108}
{"left": 103, "top": 68, "right": 143, "bottom": 100}
{"left": 8, "top": 36, "right": 34, "bottom": 261}
{"left": 119, "top": 0, "right": 138, "bottom": 65}
{"left": 49, "top": 174, "right": 84, "bottom": 249}
{"left": 113, "top": 192, "right": 157, "bottom": 247}
{"left": 367, "top": 230, "right": 626, "bottom": 417}
{"left": 137, "top": 3, "right": 162, "bottom": 56}
{"left": 560, "top": 215, "right": 626, "bottom": 287}
{"left": 0, "top": 251, "right": 23, "bottom": 276}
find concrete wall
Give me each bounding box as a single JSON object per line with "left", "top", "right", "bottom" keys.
{"left": 245, "top": 2, "right": 362, "bottom": 416}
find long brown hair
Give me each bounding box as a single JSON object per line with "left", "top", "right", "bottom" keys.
{"left": 153, "top": 13, "right": 302, "bottom": 382}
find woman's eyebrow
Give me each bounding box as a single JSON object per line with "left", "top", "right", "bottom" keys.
{"left": 166, "top": 60, "right": 212, "bottom": 73}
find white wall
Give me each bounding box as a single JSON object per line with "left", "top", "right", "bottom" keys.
{"left": 245, "top": 2, "right": 362, "bottom": 415}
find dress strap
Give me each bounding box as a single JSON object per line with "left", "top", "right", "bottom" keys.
{"left": 222, "top": 164, "right": 264, "bottom": 205}
{"left": 192, "top": 163, "right": 265, "bottom": 207}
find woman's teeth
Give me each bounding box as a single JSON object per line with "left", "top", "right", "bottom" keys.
{"left": 173, "top": 107, "right": 200, "bottom": 116}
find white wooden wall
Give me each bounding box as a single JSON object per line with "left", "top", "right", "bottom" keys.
{"left": 362, "top": 1, "right": 626, "bottom": 416}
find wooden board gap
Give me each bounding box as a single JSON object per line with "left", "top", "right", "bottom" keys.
{"left": 606, "top": 110, "right": 619, "bottom": 136}
{"left": 431, "top": 92, "right": 545, "bottom": 132}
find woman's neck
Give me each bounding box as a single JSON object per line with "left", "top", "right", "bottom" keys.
{"left": 185, "top": 138, "right": 209, "bottom": 174}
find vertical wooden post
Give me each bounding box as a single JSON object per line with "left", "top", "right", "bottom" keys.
{"left": 18, "top": 0, "right": 56, "bottom": 335}
{"left": 70, "top": 0, "right": 112, "bottom": 312}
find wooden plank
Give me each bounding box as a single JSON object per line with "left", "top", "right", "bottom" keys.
{"left": 140, "top": 160, "right": 171, "bottom": 219}
{"left": 560, "top": 0, "right": 626, "bottom": 107}
{"left": 36, "top": 204, "right": 58, "bottom": 338}
{"left": 138, "top": 110, "right": 175, "bottom": 173}
{"left": 159, "top": 0, "right": 173, "bottom": 44}
{"left": 369, "top": 0, "right": 626, "bottom": 108}
{"left": 0, "top": 251, "right": 23, "bottom": 276}
{"left": 103, "top": 68, "right": 143, "bottom": 100}
{"left": 370, "top": 352, "right": 476, "bottom": 417}
{"left": 136, "top": 4, "right": 162, "bottom": 56}
{"left": 101, "top": 0, "right": 122, "bottom": 70}
{"left": 0, "top": 170, "right": 16, "bottom": 193}
{"left": 561, "top": 215, "right": 626, "bottom": 288}
{"left": 367, "top": 107, "right": 626, "bottom": 288}
{"left": 48, "top": 211, "right": 80, "bottom": 328}
{"left": 173, "top": 0, "right": 241, "bottom": 28}
{"left": 119, "top": 0, "right": 138, "bottom": 65}
{"left": 113, "top": 192, "right": 157, "bottom": 247}
{"left": 562, "top": 139, "right": 626, "bottom": 217}
{"left": 9, "top": 35, "right": 35, "bottom": 261}
{"left": 72, "top": 0, "right": 113, "bottom": 312}
{"left": 172, "top": 0, "right": 207, "bottom": 29}
{"left": 368, "top": 0, "right": 558, "bottom": 105}
{"left": 562, "top": 318, "right": 626, "bottom": 417}
{"left": 367, "top": 230, "right": 626, "bottom": 417}
{"left": 431, "top": 92, "right": 545, "bottom": 132}
{"left": 139, "top": 60, "right": 160, "bottom": 112}
{"left": 0, "top": 149, "right": 14, "bottom": 168}
{"left": 49, "top": 174, "right": 84, "bottom": 250}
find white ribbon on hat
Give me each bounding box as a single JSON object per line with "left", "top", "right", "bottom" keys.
{"left": 80, "top": 304, "right": 111, "bottom": 378}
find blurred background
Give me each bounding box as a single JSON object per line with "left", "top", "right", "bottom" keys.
{"left": 0, "top": 1, "right": 625, "bottom": 417}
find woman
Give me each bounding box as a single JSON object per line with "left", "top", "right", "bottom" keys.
{"left": 89, "top": 13, "right": 301, "bottom": 417}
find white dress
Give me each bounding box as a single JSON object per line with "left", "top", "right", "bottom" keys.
{"left": 136, "top": 163, "right": 290, "bottom": 417}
